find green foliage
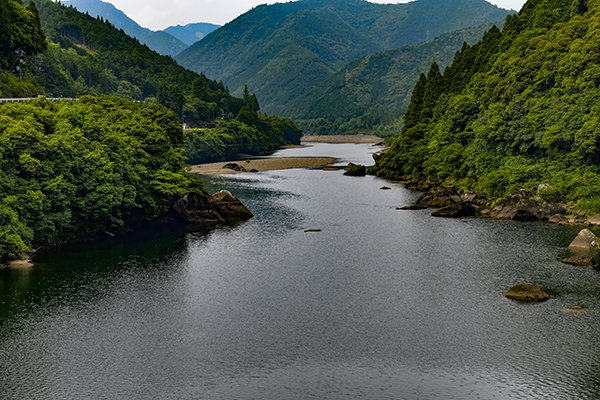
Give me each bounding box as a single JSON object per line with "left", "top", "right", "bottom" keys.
{"left": 61, "top": 0, "right": 188, "bottom": 56}
{"left": 0, "top": 97, "right": 201, "bottom": 261}
{"left": 176, "top": 0, "right": 512, "bottom": 117}
{"left": 377, "top": 0, "right": 600, "bottom": 214}
{"left": 0, "top": 0, "right": 47, "bottom": 70}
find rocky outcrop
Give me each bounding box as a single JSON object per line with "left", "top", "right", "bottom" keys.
{"left": 343, "top": 163, "right": 367, "bottom": 176}
{"left": 416, "top": 189, "right": 461, "bottom": 208}
{"left": 505, "top": 283, "right": 551, "bottom": 302}
{"left": 488, "top": 190, "right": 565, "bottom": 221}
{"left": 223, "top": 163, "right": 247, "bottom": 172}
{"left": 208, "top": 190, "right": 254, "bottom": 220}
{"left": 561, "top": 255, "right": 599, "bottom": 266}
{"left": 568, "top": 229, "right": 600, "bottom": 253}
{"left": 174, "top": 191, "right": 253, "bottom": 225}
{"left": 431, "top": 202, "right": 477, "bottom": 218}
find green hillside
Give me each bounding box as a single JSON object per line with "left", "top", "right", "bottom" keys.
{"left": 296, "top": 25, "right": 496, "bottom": 136}
{"left": 375, "top": 0, "right": 600, "bottom": 214}
{"left": 63, "top": 0, "right": 188, "bottom": 56}
{"left": 176, "top": 0, "right": 511, "bottom": 117}
{"left": 164, "top": 22, "right": 221, "bottom": 46}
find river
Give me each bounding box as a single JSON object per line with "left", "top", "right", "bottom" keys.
{"left": 1, "top": 143, "right": 599, "bottom": 399}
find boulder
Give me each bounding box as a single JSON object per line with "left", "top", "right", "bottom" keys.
{"left": 416, "top": 189, "right": 461, "bottom": 208}
{"left": 304, "top": 229, "right": 322, "bottom": 233}
{"left": 343, "top": 163, "right": 367, "bottom": 177}
{"left": 431, "top": 202, "right": 477, "bottom": 218}
{"left": 489, "top": 189, "right": 565, "bottom": 221}
{"left": 208, "top": 190, "right": 254, "bottom": 220}
{"left": 588, "top": 215, "right": 600, "bottom": 226}
{"left": 560, "top": 255, "right": 599, "bottom": 266}
{"left": 223, "top": 163, "right": 247, "bottom": 172}
{"left": 380, "top": 186, "right": 391, "bottom": 190}
{"left": 173, "top": 192, "right": 224, "bottom": 224}
{"left": 505, "top": 283, "right": 551, "bottom": 302}
{"left": 568, "top": 229, "right": 600, "bottom": 253}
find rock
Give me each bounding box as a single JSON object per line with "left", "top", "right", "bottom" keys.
{"left": 249, "top": 169, "right": 259, "bottom": 173}
{"left": 489, "top": 189, "right": 565, "bottom": 221}
{"left": 397, "top": 205, "right": 427, "bottom": 210}
{"left": 416, "top": 189, "right": 461, "bottom": 208}
{"left": 561, "top": 255, "right": 599, "bottom": 266}
{"left": 208, "top": 190, "right": 254, "bottom": 220}
{"left": 343, "top": 163, "right": 367, "bottom": 177}
{"left": 568, "top": 229, "right": 600, "bottom": 253}
{"left": 588, "top": 215, "right": 600, "bottom": 226}
{"left": 548, "top": 214, "right": 568, "bottom": 225}
{"left": 431, "top": 202, "right": 477, "bottom": 218}
{"left": 322, "top": 167, "right": 339, "bottom": 171}
{"left": 174, "top": 192, "right": 224, "bottom": 224}
{"left": 566, "top": 305, "right": 585, "bottom": 312}
{"left": 304, "top": 229, "right": 322, "bottom": 233}
{"left": 505, "top": 283, "right": 551, "bottom": 303}
{"left": 222, "top": 163, "right": 247, "bottom": 172}
{"left": 380, "top": 186, "right": 391, "bottom": 190}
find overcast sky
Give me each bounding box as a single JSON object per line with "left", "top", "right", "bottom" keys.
{"left": 107, "top": 0, "right": 528, "bottom": 30}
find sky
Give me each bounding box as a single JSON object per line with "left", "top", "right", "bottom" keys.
{"left": 107, "top": 0, "right": 528, "bottom": 30}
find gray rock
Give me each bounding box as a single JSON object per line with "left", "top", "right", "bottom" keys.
{"left": 561, "top": 255, "right": 599, "bottom": 266}
{"left": 174, "top": 192, "right": 224, "bottom": 224}
{"left": 208, "top": 190, "right": 254, "bottom": 220}
{"left": 431, "top": 202, "right": 476, "bottom": 218}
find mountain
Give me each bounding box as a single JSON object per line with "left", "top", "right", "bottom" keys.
{"left": 296, "top": 25, "right": 497, "bottom": 135}
{"left": 61, "top": 0, "right": 188, "bottom": 56}
{"left": 176, "top": 0, "right": 512, "bottom": 116}
{"left": 374, "top": 0, "right": 600, "bottom": 214}
{"left": 164, "top": 22, "right": 221, "bottom": 46}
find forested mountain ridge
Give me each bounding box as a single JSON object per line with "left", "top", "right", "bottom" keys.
{"left": 295, "top": 25, "right": 499, "bottom": 136}
{"left": 176, "top": 0, "right": 512, "bottom": 116}
{"left": 62, "top": 0, "right": 188, "bottom": 56}
{"left": 375, "top": 0, "right": 600, "bottom": 214}
{"left": 164, "top": 22, "right": 221, "bottom": 46}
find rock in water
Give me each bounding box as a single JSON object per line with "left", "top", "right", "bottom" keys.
{"left": 431, "top": 202, "right": 476, "bottom": 218}
{"left": 568, "top": 229, "right": 600, "bottom": 253}
{"left": 343, "top": 163, "right": 367, "bottom": 176}
{"left": 561, "top": 255, "right": 599, "bottom": 266}
{"left": 505, "top": 283, "right": 551, "bottom": 302}
{"left": 489, "top": 189, "right": 565, "bottom": 221}
{"left": 208, "top": 190, "right": 254, "bottom": 220}
{"left": 174, "top": 192, "right": 224, "bottom": 224}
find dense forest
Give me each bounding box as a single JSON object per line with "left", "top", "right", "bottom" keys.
{"left": 0, "top": 97, "right": 201, "bottom": 262}
{"left": 0, "top": 0, "right": 301, "bottom": 262}
{"left": 296, "top": 25, "right": 496, "bottom": 136}
{"left": 176, "top": 0, "right": 511, "bottom": 117}
{"left": 374, "top": 0, "right": 600, "bottom": 214}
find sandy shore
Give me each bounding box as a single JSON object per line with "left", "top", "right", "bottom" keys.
{"left": 189, "top": 157, "right": 337, "bottom": 175}
{"left": 302, "top": 135, "right": 384, "bottom": 144}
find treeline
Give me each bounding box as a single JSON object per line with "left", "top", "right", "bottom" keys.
{"left": 375, "top": 0, "right": 600, "bottom": 213}
{"left": 0, "top": 97, "right": 201, "bottom": 262}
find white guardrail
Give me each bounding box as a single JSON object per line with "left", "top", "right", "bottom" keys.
{"left": 0, "top": 97, "right": 78, "bottom": 103}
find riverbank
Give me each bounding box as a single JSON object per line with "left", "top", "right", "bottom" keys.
{"left": 189, "top": 157, "right": 337, "bottom": 175}
{"left": 302, "top": 135, "right": 384, "bottom": 144}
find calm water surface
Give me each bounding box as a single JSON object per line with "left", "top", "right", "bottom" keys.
{"left": 1, "top": 143, "right": 600, "bottom": 399}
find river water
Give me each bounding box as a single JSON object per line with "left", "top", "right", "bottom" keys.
{"left": 1, "top": 143, "right": 600, "bottom": 399}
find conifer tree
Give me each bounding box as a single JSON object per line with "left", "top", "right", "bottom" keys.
{"left": 404, "top": 73, "right": 427, "bottom": 128}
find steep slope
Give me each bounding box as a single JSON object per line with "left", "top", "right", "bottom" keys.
{"left": 62, "top": 0, "right": 188, "bottom": 56}
{"left": 375, "top": 0, "right": 600, "bottom": 214}
{"left": 296, "top": 25, "right": 497, "bottom": 135}
{"left": 164, "top": 22, "right": 221, "bottom": 46}
{"left": 176, "top": 0, "right": 512, "bottom": 116}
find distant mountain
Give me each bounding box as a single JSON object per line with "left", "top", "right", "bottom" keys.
{"left": 62, "top": 0, "right": 188, "bottom": 56}
{"left": 176, "top": 0, "right": 512, "bottom": 117}
{"left": 164, "top": 22, "right": 221, "bottom": 46}
{"left": 296, "top": 25, "right": 497, "bottom": 135}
